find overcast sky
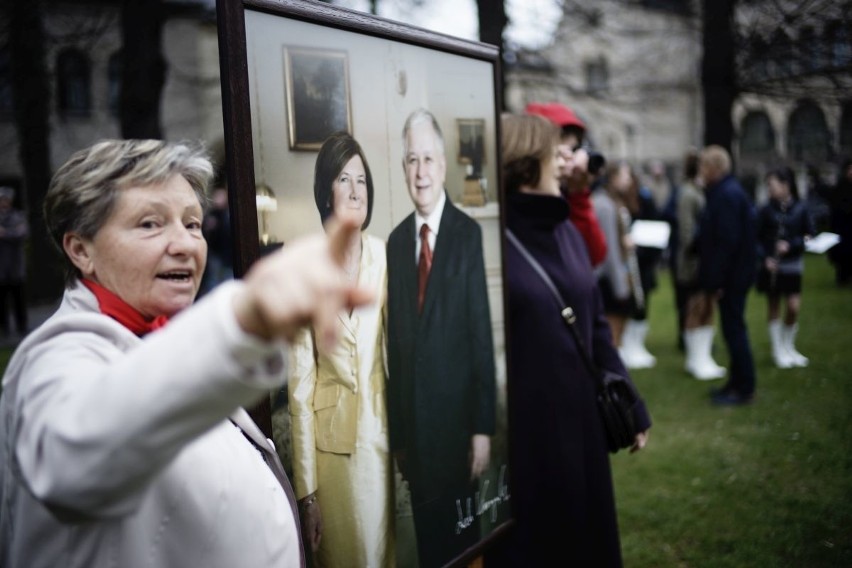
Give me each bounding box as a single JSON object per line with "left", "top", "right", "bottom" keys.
{"left": 333, "top": 0, "right": 562, "bottom": 48}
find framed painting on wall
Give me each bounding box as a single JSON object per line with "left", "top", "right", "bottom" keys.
{"left": 456, "top": 118, "right": 486, "bottom": 175}
{"left": 217, "top": 1, "right": 511, "bottom": 566}
{"left": 284, "top": 46, "right": 352, "bottom": 150}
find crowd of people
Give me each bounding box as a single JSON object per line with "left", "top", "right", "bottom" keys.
{"left": 522, "top": 102, "right": 852, "bottom": 408}
{"left": 0, "top": 97, "right": 849, "bottom": 568}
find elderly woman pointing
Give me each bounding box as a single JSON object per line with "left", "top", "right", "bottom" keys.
{"left": 0, "top": 139, "right": 371, "bottom": 568}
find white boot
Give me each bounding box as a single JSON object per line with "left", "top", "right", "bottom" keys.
{"left": 683, "top": 329, "right": 701, "bottom": 376}
{"left": 617, "top": 322, "right": 638, "bottom": 368}
{"left": 699, "top": 327, "right": 727, "bottom": 377}
{"left": 630, "top": 319, "right": 656, "bottom": 368}
{"left": 690, "top": 326, "right": 726, "bottom": 380}
{"left": 769, "top": 320, "right": 793, "bottom": 369}
{"left": 620, "top": 319, "right": 655, "bottom": 369}
{"left": 783, "top": 323, "right": 809, "bottom": 367}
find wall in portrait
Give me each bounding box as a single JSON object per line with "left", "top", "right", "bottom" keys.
{"left": 245, "top": 9, "right": 508, "bottom": 567}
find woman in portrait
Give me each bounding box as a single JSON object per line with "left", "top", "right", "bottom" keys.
{"left": 286, "top": 132, "right": 394, "bottom": 567}
{"left": 0, "top": 139, "right": 369, "bottom": 567}
{"left": 488, "top": 114, "right": 651, "bottom": 567}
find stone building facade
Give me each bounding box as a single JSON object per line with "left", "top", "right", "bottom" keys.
{"left": 505, "top": 0, "right": 852, "bottom": 199}
{"left": 0, "top": 1, "right": 225, "bottom": 191}
{"left": 2, "top": 0, "right": 850, "bottom": 206}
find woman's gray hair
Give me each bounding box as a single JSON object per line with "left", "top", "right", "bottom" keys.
{"left": 44, "top": 139, "right": 215, "bottom": 286}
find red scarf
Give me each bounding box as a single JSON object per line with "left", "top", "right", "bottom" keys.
{"left": 82, "top": 279, "right": 169, "bottom": 336}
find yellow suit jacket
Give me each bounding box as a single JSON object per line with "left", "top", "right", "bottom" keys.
{"left": 288, "top": 234, "right": 387, "bottom": 498}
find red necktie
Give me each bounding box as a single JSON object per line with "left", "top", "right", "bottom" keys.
{"left": 418, "top": 223, "right": 433, "bottom": 313}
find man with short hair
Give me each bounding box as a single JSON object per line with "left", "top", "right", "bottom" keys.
{"left": 697, "top": 145, "right": 758, "bottom": 405}
{"left": 386, "top": 108, "right": 497, "bottom": 568}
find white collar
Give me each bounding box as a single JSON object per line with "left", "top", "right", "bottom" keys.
{"left": 415, "top": 190, "right": 446, "bottom": 235}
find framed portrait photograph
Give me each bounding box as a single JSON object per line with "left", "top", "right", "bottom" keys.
{"left": 284, "top": 46, "right": 352, "bottom": 150}
{"left": 217, "top": 1, "right": 510, "bottom": 566}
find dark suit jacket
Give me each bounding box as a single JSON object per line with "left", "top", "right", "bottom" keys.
{"left": 698, "top": 173, "right": 757, "bottom": 293}
{"left": 386, "top": 195, "right": 496, "bottom": 503}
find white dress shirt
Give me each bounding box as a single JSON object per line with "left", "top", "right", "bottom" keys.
{"left": 415, "top": 189, "right": 447, "bottom": 262}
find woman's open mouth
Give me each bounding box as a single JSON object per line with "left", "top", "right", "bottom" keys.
{"left": 157, "top": 270, "right": 192, "bottom": 282}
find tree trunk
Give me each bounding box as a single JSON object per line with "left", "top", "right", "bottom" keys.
{"left": 701, "top": 0, "right": 737, "bottom": 152}
{"left": 120, "top": 0, "right": 166, "bottom": 139}
{"left": 5, "top": 0, "right": 63, "bottom": 302}
{"left": 475, "top": 0, "right": 509, "bottom": 110}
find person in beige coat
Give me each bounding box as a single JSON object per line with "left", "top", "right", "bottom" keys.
{"left": 0, "top": 139, "right": 372, "bottom": 568}
{"left": 286, "top": 132, "right": 395, "bottom": 567}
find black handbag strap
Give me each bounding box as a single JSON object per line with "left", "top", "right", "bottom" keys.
{"left": 506, "top": 229, "right": 604, "bottom": 387}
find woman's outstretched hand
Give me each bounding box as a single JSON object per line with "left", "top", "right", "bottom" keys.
{"left": 233, "top": 212, "right": 374, "bottom": 350}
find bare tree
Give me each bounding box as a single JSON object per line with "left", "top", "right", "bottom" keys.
{"left": 476, "top": 0, "right": 509, "bottom": 108}
{"left": 120, "top": 0, "right": 167, "bottom": 139}
{"left": 702, "top": 0, "right": 737, "bottom": 149}
{"left": 734, "top": 0, "right": 852, "bottom": 101}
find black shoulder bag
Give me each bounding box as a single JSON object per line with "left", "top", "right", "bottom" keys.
{"left": 506, "top": 229, "right": 642, "bottom": 453}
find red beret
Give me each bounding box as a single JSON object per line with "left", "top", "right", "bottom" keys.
{"left": 525, "top": 102, "right": 586, "bottom": 132}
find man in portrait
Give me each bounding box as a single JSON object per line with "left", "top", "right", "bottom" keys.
{"left": 386, "top": 108, "right": 497, "bottom": 568}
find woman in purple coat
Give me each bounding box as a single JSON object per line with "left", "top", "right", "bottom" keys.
{"left": 487, "top": 114, "right": 651, "bottom": 567}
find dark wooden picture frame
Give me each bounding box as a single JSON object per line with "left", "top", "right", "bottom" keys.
{"left": 284, "top": 46, "right": 352, "bottom": 150}
{"left": 216, "top": 1, "right": 511, "bottom": 566}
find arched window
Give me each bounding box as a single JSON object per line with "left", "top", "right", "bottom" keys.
{"left": 840, "top": 101, "right": 852, "bottom": 158}
{"left": 107, "top": 50, "right": 122, "bottom": 115}
{"left": 740, "top": 111, "right": 775, "bottom": 155}
{"left": 0, "top": 47, "right": 12, "bottom": 118}
{"left": 56, "top": 48, "right": 91, "bottom": 116}
{"left": 787, "top": 100, "right": 831, "bottom": 163}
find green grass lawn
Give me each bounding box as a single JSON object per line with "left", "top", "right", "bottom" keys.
{"left": 614, "top": 255, "right": 852, "bottom": 567}
{"left": 1, "top": 256, "right": 849, "bottom": 567}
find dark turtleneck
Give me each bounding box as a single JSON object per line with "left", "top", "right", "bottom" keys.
{"left": 506, "top": 190, "right": 571, "bottom": 262}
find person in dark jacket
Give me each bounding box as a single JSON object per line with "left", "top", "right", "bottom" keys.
{"left": 828, "top": 157, "right": 852, "bottom": 286}
{"left": 0, "top": 187, "right": 29, "bottom": 336}
{"left": 697, "top": 145, "right": 758, "bottom": 406}
{"left": 486, "top": 113, "right": 650, "bottom": 568}
{"left": 756, "top": 166, "right": 815, "bottom": 369}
